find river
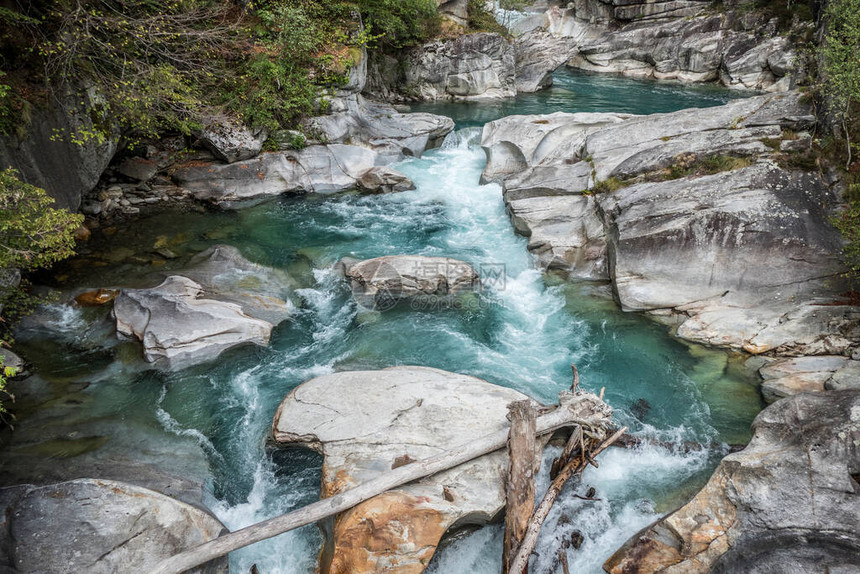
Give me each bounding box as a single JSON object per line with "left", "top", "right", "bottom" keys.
{"left": 6, "top": 69, "right": 762, "bottom": 573}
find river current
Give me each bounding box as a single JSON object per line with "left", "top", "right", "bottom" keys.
{"left": 9, "top": 69, "right": 761, "bottom": 573}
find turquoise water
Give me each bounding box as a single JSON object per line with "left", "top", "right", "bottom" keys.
{"left": 407, "top": 67, "right": 755, "bottom": 128}
{"left": 5, "top": 74, "right": 762, "bottom": 573}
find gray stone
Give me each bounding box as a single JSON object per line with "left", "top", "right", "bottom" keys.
{"left": 115, "top": 157, "right": 158, "bottom": 182}
{"left": 759, "top": 356, "right": 849, "bottom": 380}
{"left": 113, "top": 275, "right": 274, "bottom": 369}
{"left": 196, "top": 115, "right": 268, "bottom": 163}
{"left": 563, "top": 6, "right": 797, "bottom": 92}
{"left": 273, "top": 366, "right": 612, "bottom": 572}
{"left": 341, "top": 255, "right": 480, "bottom": 309}
{"left": 0, "top": 479, "right": 227, "bottom": 574}
{"left": 599, "top": 164, "right": 848, "bottom": 354}
{"left": 366, "top": 33, "right": 516, "bottom": 101}
{"left": 172, "top": 144, "right": 380, "bottom": 206}
{"left": 0, "top": 348, "right": 25, "bottom": 376}
{"left": 507, "top": 195, "right": 608, "bottom": 280}
{"left": 826, "top": 362, "right": 860, "bottom": 391}
{"left": 0, "top": 90, "right": 117, "bottom": 210}
{"left": 306, "top": 96, "right": 454, "bottom": 163}
{"left": 356, "top": 166, "right": 416, "bottom": 194}
{"left": 606, "top": 391, "right": 860, "bottom": 574}
{"left": 481, "top": 111, "right": 630, "bottom": 183}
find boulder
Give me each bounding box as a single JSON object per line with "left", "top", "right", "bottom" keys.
{"left": 827, "top": 362, "right": 860, "bottom": 391}
{"left": 272, "top": 366, "right": 611, "bottom": 574}
{"left": 506, "top": 195, "right": 608, "bottom": 280}
{"left": 605, "top": 390, "right": 860, "bottom": 574}
{"left": 0, "top": 90, "right": 117, "bottom": 210}
{"left": 356, "top": 166, "right": 416, "bottom": 194}
{"left": 563, "top": 6, "right": 798, "bottom": 91}
{"left": 600, "top": 164, "right": 854, "bottom": 354}
{"left": 0, "top": 479, "right": 227, "bottom": 574}
{"left": 196, "top": 115, "right": 268, "bottom": 163}
{"left": 512, "top": 6, "right": 592, "bottom": 92}
{"left": 340, "top": 255, "right": 480, "bottom": 310}
{"left": 115, "top": 157, "right": 158, "bottom": 182}
{"left": 113, "top": 275, "right": 274, "bottom": 369}
{"left": 0, "top": 348, "right": 25, "bottom": 375}
{"left": 304, "top": 96, "right": 454, "bottom": 164}
{"left": 366, "top": 33, "right": 516, "bottom": 101}
{"left": 172, "top": 144, "right": 380, "bottom": 206}
{"left": 179, "top": 244, "right": 295, "bottom": 325}
{"left": 481, "top": 111, "right": 630, "bottom": 183}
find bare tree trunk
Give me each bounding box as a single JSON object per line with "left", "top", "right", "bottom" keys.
{"left": 508, "top": 427, "right": 627, "bottom": 574}
{"left": 150, "top": 392, "right": 609, "bottom": 574}
{"left": 503, "top": 401, "right": 537, "bottom": 574}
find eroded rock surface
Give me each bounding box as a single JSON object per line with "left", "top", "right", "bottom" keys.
{"left": 196, "top": 114, "right": 268, "bottom": 164}
{"left": 305, "top": 96, "right": 454, "bottom": 164}
{"left": 112, "top": 245, "right": 292, "bottom": 368}
{"left": 366, "top": 33, "right": 516, "bottom": 102}
{"left": 272, "top": 366, "right": 612, "bottom": 574}
{"left": 340, "top": 255, "right": 480, "bottom": 309}
{"left": 482, "top": 93, "right": 858, "bottom": 354}
{"left": 606, "top": 390, "right": 860, "bottom": 574}
{"left": 0, "top": 479, "right": 227, "bottom": 574}
{"left": 172, "top": 144, "right": 386, "bottom": 206}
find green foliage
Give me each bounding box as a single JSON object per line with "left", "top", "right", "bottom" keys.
{"left": 819, "top": 0, "right": 860, "bottom": 167}
{"left": 0, "top": 0, "right": 437, "bottom": 139}
{"left": 0, "top": 169, "right": 84, "bottom": 273}
{"left": 357, "top": 0, "right": 440, "bottom": 50}
{"left": 592, "top": 177, "right": 626, "bottom": 193}
{"left": 833, "top": 184, "right": 860, "bottom": 280}
{"left": 467, "top": 0, "right": 508, "bottom": 35}
{"left": 0, "top": 169, "right": 82, "bottom": 352}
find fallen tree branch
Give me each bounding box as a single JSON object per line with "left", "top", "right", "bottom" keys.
{"left": 151, "top": 391, "right": 611, "bottom": 574}
{"left": 503, "top": 400, "right": 537, "bottom": 573}
{"left": 508, "top": 426, "right": 627, "bottom": 574}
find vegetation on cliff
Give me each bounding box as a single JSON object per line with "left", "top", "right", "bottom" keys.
{"left": 818, "top": 0, "right": 860, "bottom": 279}
{"left": 0, "top": 0, "right": 441, "bottom": 142}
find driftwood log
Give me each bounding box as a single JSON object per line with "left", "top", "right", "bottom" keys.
{"left": 503, "top": 400, "right": 537, "bottom": 574}
{"left": 151, "top": 391, "right": 611, "bottom": 574}
{"left": 508, "top": 426, "right": 628, "bottom": 574}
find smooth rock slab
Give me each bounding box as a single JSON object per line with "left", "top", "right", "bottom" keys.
{"left": 606, "top": 390, "right": 860, "bottom": 574}
{"left": 506, "top": 195, "right": 607, "bottom": 280}
{"left": 341, "top": 256, "right": 480, "bottom": 310}
{"left": 0, "top": 478, "right": 227, "bottom": 574}
{"left": 272, "top": 367, "right": 543, "bottom": 574}
{"left": 113, "top": 275, "right": 273, "bottom": 369}
{"left": 172, "top": 144, "right": 380, "bottom": 206}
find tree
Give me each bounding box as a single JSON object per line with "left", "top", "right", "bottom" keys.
{"left": 0, "top": 168, "right": 84, "bottom": 337}
{"left": 819, "top": 0, "right": 860, "bottom": 168}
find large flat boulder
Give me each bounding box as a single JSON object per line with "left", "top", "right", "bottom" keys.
{"left": 172, "top": 144, "right": 387, "bottom": 206}
{"left": 0, "top": 479, "right": 227, "bottom": 574}
{"left": 601, "top": 164, "right": 854, "bottom": 354}
{"left": 272, "top": 366, "right": 613, "bottom": 574}
{"left": 340, "top": 255, "right": 480, "bottom": 310}
{"left": 304, "top": 95, "right": 454, "bottom": 164}
{"left": 605, "top": 390, "right": 860, "bottom": 574}
{"left": 114, "top": 275, "right": 274, "bottom": 369}
{"left": 107, "top": 244, "right": 292, "bottom": 368}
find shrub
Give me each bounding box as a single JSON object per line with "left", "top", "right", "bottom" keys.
{"left": 818, "top": 0, "right": 860, "bottom": 169}
{"left": 0, "top": 168, "right": 83, "bottom": 339}
{"left": 467, "top": 0, "right": 508, "bottom": 35}
{"left": 357, "top": 0, "right": 440, "bottom": 50}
